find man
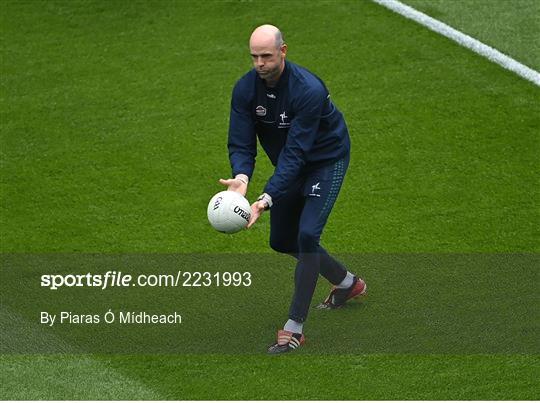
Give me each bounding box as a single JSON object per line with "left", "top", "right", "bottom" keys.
{"left": 220, "top": 24, "right": 366, "bottom": 354}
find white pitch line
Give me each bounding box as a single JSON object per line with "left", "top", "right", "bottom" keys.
{"left": 371, "top": 0, "right": 540, "bottom": 87}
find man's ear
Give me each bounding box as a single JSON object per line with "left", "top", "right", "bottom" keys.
{"left": 281, "top": 44, "right": 288, "bottom": 57}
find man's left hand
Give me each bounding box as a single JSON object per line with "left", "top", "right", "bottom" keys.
{"left": 247, "top": 200, "right": 267, "bottom": 228}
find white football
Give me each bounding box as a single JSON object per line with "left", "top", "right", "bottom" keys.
{"left": 207, "top": 191, "right": 251, "bottom": 233}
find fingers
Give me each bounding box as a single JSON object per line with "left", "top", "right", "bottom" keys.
{"left": 247, "top": 212, "right": 258, "bottom": 228}
{"left": 219, "top": 178, "right": 233, "bottom": 186}
{"left": 247, "top": 201, "right": 265, "bottom": 228}
{"left": 247, "top": 203, "right": 259, "bottom": 228}
{"left": 219, "top": 178, "right": 248, "bottom": 196}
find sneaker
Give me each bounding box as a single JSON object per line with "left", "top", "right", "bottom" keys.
{"left": 267, "top": 329, "right": 305, "bottom": 354}
{"left": 317, "top": 276, "right": 367, "bottom": 309}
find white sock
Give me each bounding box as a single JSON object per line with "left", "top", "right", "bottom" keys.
{"left": 336, "top": 271, "right": 355, "bottom": 289}
{"left": 284, "top": 319, "right": 303, "bottom": 334}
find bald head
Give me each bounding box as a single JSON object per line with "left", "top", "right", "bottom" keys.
{"left": 249, "top": 24, "right": 287, "bottom": 86}
{"left": 250, "top": 24, "right": 284, "bottom": 50}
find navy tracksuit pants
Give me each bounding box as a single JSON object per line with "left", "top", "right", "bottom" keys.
{"left": 269, "top": 155, "right": 350, "bottom": 323}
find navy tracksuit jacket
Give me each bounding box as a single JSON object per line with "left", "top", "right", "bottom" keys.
{"left": 228, "top": 60, "right": 351, "bottom": 322}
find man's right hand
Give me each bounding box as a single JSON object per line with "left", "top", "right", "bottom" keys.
{"left": 219, "top": 177, "right": 247, "bottom": 196}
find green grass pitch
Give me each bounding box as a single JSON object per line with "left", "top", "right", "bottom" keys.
{"left": 1, "top": 0, "right": 539, "bottom": 400}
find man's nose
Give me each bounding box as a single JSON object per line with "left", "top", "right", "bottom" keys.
{"left": 257, "top": 57, "right": 264, "bottom": 67}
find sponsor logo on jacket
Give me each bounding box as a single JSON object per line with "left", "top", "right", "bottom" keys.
{"left": 255, "top": 105, "right": 266, "bottom": 116}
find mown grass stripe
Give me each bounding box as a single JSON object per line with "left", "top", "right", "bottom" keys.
{"left": 372, "top": 0, "right": 540, "bottom": 86}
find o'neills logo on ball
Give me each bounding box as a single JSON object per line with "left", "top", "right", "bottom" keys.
{"left": 213, "top": 196, "right": 223, "bottom": 210}
{"left": 234, "top": 205, "right": 250, "bottom": 222}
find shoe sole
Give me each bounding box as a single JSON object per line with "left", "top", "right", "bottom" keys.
{"left": 267, "top": 345, "right": 298, "bottom": 354}
{"left": 315, "top": 283, "right": 367, "bottom": 310}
